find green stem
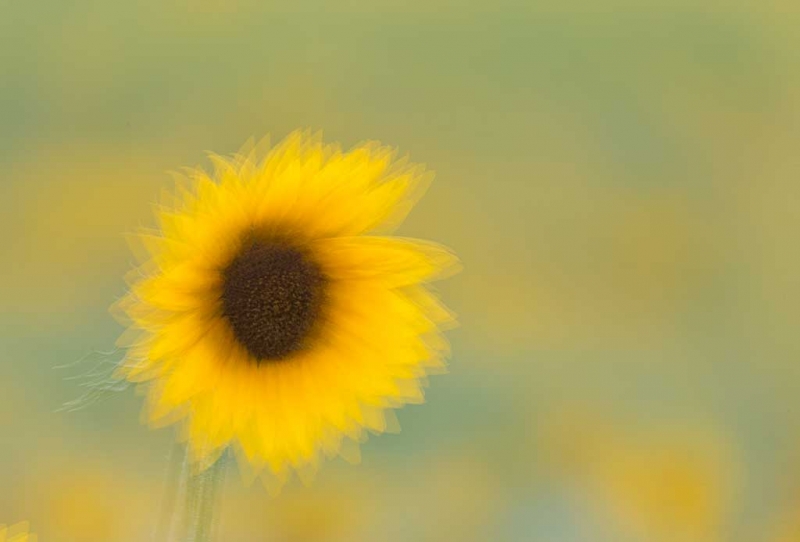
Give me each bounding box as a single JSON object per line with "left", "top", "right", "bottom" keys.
{"left": 154, "top": 444, "right": 228, "bottom": 542}
{"left": 154, "top": 441, "right": 188, "bottom": 542}
{"left": 183, "top": 453, "right": 228, "bottom": 542}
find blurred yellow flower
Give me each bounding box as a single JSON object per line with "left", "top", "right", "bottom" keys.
{"left": 113, "top": 130, "right": 459, "bottom": 486}
{"left": 541, "top": 411, "right": 739, "bottom": 542}
{"left": 0, "top": 522, "right": 36, "bottom": 542}
{"left": 597, "top": 435, "right": 733, "bottom": 542}
{"left": 41, "top": 469, "right": 125, "bottom": 542}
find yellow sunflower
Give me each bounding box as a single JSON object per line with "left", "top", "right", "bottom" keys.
{"left": 113, "top": 131, "right": 459, "bottom": 485}
{"left": 0, "top": 522, "right": 36, "bottom": 542}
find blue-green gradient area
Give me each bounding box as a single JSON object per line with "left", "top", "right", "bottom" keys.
{"left": 1, "top": 2, "right": 799, "bottom": 541}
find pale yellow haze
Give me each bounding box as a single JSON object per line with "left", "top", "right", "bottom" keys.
{"left": 1, "top": 0, "right": 799, "bottom": 541}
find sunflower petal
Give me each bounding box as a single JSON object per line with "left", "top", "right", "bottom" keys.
{"left": 313, "top": 236, "right": 461, "bottom": 287}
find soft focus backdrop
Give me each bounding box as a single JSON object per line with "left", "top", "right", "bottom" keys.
{"left": 2, "top": 1, "right": 800, "bottom": 541}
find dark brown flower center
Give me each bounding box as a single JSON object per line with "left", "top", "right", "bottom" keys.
{"left": 221, "top": 239, "right": 326, "bottom": 363}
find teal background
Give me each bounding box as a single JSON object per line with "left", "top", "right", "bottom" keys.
{"left": 2, "top": 2, "right": 800, "bottom": 541}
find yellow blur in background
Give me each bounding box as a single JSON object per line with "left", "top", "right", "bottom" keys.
{"left": 2, "top": 1, "right": 800, "bottom": 541}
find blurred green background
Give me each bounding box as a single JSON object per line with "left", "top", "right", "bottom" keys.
{"left": 2, "top": 1, "right": 800, "bottom": 541}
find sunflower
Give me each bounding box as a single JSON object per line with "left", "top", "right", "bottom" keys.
{"left": 113, "top": 131, "right": 459, "bottom": 486}
{"left": 0, "top": 522, "right": 36, "bottom": 542}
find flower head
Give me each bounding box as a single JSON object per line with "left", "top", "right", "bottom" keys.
{"left": 113, "top": 131, "right": 459, "bottom": 486}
